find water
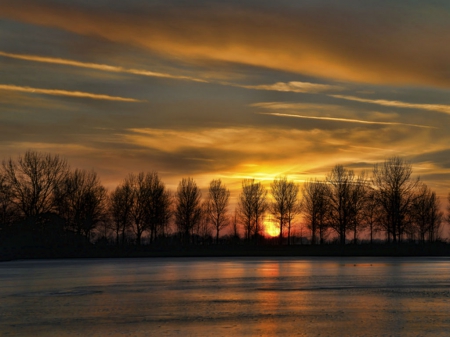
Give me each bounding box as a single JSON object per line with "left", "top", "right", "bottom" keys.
{"left": 1, "top": 257, "right": 450, "bottom": 336}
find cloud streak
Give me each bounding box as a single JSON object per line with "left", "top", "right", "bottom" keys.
{"left": 331, "top": 95, "right": 450, "bottom": 115}
{"left": 0, "top": 51, "right": 206, "bottom": 83}
{"left": 260, "top": 112, "right": 435, "bottom": 129}
{"left": 1, "top": 1, "right": 450, "bottom": 87}
{"left": 236, "top": 81, "right": 343, "bottom": 93}
{"left": 0, "top": 84, "right": 143, "bottom": 102}
{"left": 0, "top": 51, "right": 339, "bottom": 94}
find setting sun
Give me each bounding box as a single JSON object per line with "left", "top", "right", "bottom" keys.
{"left": 264, "top": 219, "right": 280, "bottom": 237}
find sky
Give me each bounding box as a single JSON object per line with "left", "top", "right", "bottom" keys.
{"left": 1, "top": 0, "right": 450, "bottom": 215}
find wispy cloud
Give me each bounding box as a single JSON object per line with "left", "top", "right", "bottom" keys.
{"left": 260, "top": 112, "right": 435, "bottom": 129}
{"left": 1, "top": 51, "right": 339, "bottom": 94}
{"left": 236, "top": 81, "right": 343, "bottom": 93}
{"left": 0, "top": 51, "right": 207, "bottom": 83}
{"left": 251, "top": 102, "right": 343, "bottom": 111}
{"left": 331, "top": 95, "right": 450, "bottom": 115}
{"left": 0, "top": 84, "right": 143, "bottom": 102}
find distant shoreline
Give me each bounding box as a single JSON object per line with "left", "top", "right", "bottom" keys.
{"left": 2, "top": 242, "right": 450, "bottom": 261}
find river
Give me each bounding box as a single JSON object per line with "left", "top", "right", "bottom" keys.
{"left": 1, "top": 257, "right": 449, "bottom": 336}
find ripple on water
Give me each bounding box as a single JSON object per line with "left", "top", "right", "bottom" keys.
{"left": 12, "top": 289, "right": 103, "bottom": 297}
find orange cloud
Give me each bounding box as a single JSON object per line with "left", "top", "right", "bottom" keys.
{"left": 1, "top": 1, "right": 450, "bottom": 87}
{"left": 121, "top": 126, "right": 439, "bottom": 181}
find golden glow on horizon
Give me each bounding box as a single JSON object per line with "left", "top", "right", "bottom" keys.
{"left": 105, "top": 125, "right": 448, "bottom": 203}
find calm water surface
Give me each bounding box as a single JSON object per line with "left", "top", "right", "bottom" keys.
{"left": 1, "top": 257, "right": 450, "bottom": 336}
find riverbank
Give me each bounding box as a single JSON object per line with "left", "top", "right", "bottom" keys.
{"left": 2, "top": 242, "right": 450, "bottom": 261}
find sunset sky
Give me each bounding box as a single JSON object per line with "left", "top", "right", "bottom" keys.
{"left": 1, "top": 0, "right": 450, "bottom": 211}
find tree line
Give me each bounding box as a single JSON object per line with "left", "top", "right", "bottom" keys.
{"left": 0, "top": 151, "right": 448, "bottom": 250}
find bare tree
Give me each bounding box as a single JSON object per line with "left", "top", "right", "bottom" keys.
{"left": 155, "top": 190, "right": 172, "bottom": 239}
{"left": 238, "top": 180, "right": 255, "bottom": 241}
{"left": 119, "top": 172, "right": 172, "bottom": 245}
{"left": 327, "top": 165, "right": 355, "bottom": 245}
{"left": 126, "top": 172, "right": 150, "bottom": 245}
{"left": 206, "top": 179, "right": 230, "bottom": 244}
{"left": 302, "top": 179, "right": 330, "bottom": 244}
{"left": 412, "top": 184, "right": 443, "bottom": 243}
{"left": 193, "top": 202, "right": 212, "bottom": 244}
{"left": 145, "top": 172, "right": 172, "bottom": 242}
{"left": 0, "top": 172, "right": 16, "bottom": 229}
{"left": 252, "top": 182, "right": 268, "bottom": 241}
{"left": 372, "top": 157, "right": 419, "bottom": 243}
{"left": 363, "top": 190, "right": 382, "bottom": 244}
{"left": 283, "top": 179, "right": 300, "bottom": 245}
{"left": 348, "top": 172, "right": 369, "bottom": 244}
{"left": 428, "top": 191, "right": 443, "bottom": 242}
{"left": 446, "top": 193, "right": 450, "bottom": 240}
{"left": 3, "top": 151, "right": 69, "bottom": 218}
{"left": 238, "top": 179, "right": 268, "bottom": 242}
{"left": 54, "top": 169, "right": 107, "bottom": 239}
{"left": 271, "top": 177, "right": 288, "bottom": 244}
{"left": 232, "top": 209, "right": 240, "bottom": 239}
{"left": 175, "top": 177, "right": 202, "bottom": 244}
{"left": 271, "top": 176, "right": 300, "bottom": 245}
{"left": 411, "top": 183, "right": 432, "bottom": 243}
{"left": 109, "top": 182, "right": 134, "bottom": 246}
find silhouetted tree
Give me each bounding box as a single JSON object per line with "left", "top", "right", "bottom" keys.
{"left": 0, "top": 172, "right": 16, "bottom": 230}
{"left": 175, "top": 177, "right": 202, "bottom": 244}
{"left": 327, "top": 165, "right": 355, "bottom": 245}
{"left": 285, "top": 182, "right": 300, "bottom": 245}
{"left": 109, "top": 182, "right": 134, "bottom": 246}
{"left": 193, "top": 202, "right": 212, "bottom": 244}
{"left": 428, "top": 193, "right": 443, "bottom": 242}
{"left": 145, "top": 172, "right": 172, "bottom": 242}
{"left": 348, "top": 172, "right": 369, "bottom": 244}
{"left": 447, "top": 193, "right": 450, "bottom": 237}
{"left": 54, "top": 169, "right": 107, "bottom": 239}
{"left": 153, "top": 190, "right": 172, "bottom": 239}
{"left": 411, "top": 184, "right": 432, "bottom": 243}
{"left": 372, "top": 157, "right": 419, "bottom": 243}
{"left": 238, "top": 179, "right": 267, "bottom": 242}
{"left": 271, "top": 176, "right": 300, "bottom": 245}
{"left": 232, "top": 209, "right": 240, "bottom": 240}
{"left": 363, "top": 190, "right": 382, "bottom": 244}
{"left": 206, "top": 179, "right": 230, "bottom": 244}
{"left": 121, "top": 172, "right": 172, "bottom": 245}
{"left": 126, "top": 172, "right": 150, "bottom": 245}
{"left": 2, "top": 151, "right": 69, "bottom": 218}
{"left": 302, "top": 179, "right": 330, "bottom": 244}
